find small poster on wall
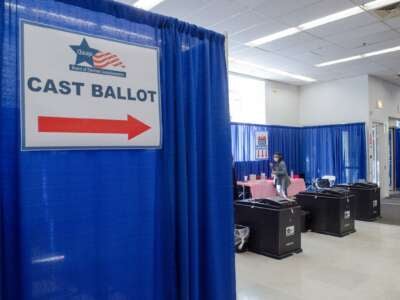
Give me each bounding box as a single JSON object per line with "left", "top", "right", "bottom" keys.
{"left": 255, "top": 131, "right": 268, "bottom": 160}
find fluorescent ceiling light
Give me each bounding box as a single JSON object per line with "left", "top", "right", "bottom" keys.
{"left": 364, "top": 45, "right": 400, "bottom": 57}
{"left": 298, "top": 7, "right": 363, "bottom": 30}
{"left": 316, "top": 55, "right": 363, "bottom": 67}
{"left": 246, "top": 28, "right": 300, "bottom": 47}
{"left": 362, "top": 0, "right": 400, "bottom": 10}
{"left": 316, "top": 45, "right": 400, "bottom": 67}
{"left": 133, "top": 0, "right": 164, "bottom": 10}
{"left": 246, "top": 0, "right": 400, "bottom": 47}
{"left": 230, "top": 59, "right": 316, "bottom": 82}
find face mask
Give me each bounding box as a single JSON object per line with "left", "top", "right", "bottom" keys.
{"left": 274, "top": 157, "right": 278, "bottom": 162}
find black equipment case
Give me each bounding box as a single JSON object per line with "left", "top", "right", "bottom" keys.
{"left": 295, "top": 188, "right": 356, "bottom": 237}
{"left": 337, "top": 183, "right": 380, "bottom": 221}
{"left": 235, "top": 198, "right": 302, "bottom": 259}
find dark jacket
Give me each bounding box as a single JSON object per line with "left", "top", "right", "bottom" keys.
{"left": 272, "top": 161, "right": 291, "bottom": 189}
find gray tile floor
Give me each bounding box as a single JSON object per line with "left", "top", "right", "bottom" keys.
{"left": 379, "top": 196, "right": 400, "bottom": 226}
{"left": 236, "top": 220, "right": 400, "bottom": 300}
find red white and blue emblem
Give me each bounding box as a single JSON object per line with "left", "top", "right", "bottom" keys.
{"left": 93, "top": 52, "right": 126, "bottom": 69}
{"left": 69, "top": 38, "right": 126, "bottom": 77}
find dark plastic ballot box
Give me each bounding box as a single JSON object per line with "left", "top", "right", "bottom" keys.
{"left": 235, "top": 198, "right": 302, "bottom": 259}
{"left": 295, "top": 188, "right": 356, "bottom": 237}
{"left": 337, "top": 183, "right": 380, "bottom": 221}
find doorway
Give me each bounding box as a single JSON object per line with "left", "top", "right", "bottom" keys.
{"left": 389, "top": 127, "right": 395, "bottom": 191}
{"left": 370, "top": 122, "right": 388, "bottom": 198}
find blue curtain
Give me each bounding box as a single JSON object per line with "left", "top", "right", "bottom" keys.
{"left": 231, "top": 123, "right": 302, "bottom": 180}
{"left": 396, "top": 129, "right": 400, "bottom": 190}
{"left": 234, "top": 160, "right": 270, "bottom": 181}
{"left": 1, "top": 1, "right": 235, "bottom": 300}
{"left": 231, "top": 122, "right": 366, "bottom": 184}
{"left": 301, "top": 123, "right": 366, "bottom": 184}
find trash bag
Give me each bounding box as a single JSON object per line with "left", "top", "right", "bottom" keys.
{"left": 235, "top": 224, "right": 250, "bottom": 253}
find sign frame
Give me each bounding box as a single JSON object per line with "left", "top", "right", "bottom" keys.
{"left": 19, "top": 19, "right": 163, "bottom": 151}
{"left": 255, "top": 131, "right": 268, "bottom": 160}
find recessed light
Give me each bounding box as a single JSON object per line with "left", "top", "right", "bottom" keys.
{"left": 230, "top": 59, "right": 316, "bottom": 82}
{"left": 133, "top": 0, "right": 164, "bottom": 10}
{"left": 316, "top": 45, "right": 400, "bottom": 67}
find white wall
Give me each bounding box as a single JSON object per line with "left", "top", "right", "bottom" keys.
{"left": 299, "top": 76, "right": 370, "bottom": 126}
{"left": 369, "top": 76, "right": 400, "bottom": 123}
{"left": 266, "top": 80, "right": 300, "bottom": 126}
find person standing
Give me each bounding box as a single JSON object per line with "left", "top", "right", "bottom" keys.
{"left": 271, "top": 152, "right": 291, "bottom": 198}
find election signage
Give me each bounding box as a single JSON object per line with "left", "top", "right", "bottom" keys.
{"left": 20, "top": 21, "right": 161, "bottom": 150}
{"left": 255, "top": 131, "right": 268, "bottom": 160}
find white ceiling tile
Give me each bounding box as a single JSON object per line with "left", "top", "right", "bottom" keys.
{"left": 250, "top": 0, "right": 323, "bottom": 19}
{"left": 258, "top": 32, "right": 325, "bottom": 52}
{"left": 229, "top": 47, "right": 268, "bottom": 60}
{"left": 229, "top": 20, "right": 288, "bottom": 43}
{"left": 308, "top": 13, "right": 379, "bottom": 37}
{"left": 280, "top": 0, "right": 355, "bottom": 27}
{"left": 336, "top": 30, "right": 400, "bottom": 49}
{"left": 288, "top": 51, "right": 326, "bottom": 64}
{"left": 152, "top": 0, "right": 400, "bottom": 85}
{"left": 277, "top": 38, "right": 332, "bottom": 57}
{"left": 324, "top": 22, "right": 388, "bottom": 43}
{"left": 354, "top": 37, "right": 400, "bottom": 53}
{"left": 187, "top": 0, "right": 248, "bottom": 28}
{"left": 210, "top": 11, "right": 266, "bottom": 35}
{"left": 320, "top": 60, "right": 388, "bottom": 75}
{"left": 309, "top": 43, "right": 347, "bottom": 58}
{"left": 383, "top": 16, "right": 400, "bottom": 29}
{"left": 323, "top": 21, "right": 400, "bottom": 49}
{"left": 152, "top": 0, "right": 212, "bottom": 20}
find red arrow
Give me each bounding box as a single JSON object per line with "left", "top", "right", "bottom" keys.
{"left": 38, "top": 115, "right": 151, "bottom": 140}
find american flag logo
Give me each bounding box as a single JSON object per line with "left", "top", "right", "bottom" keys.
{"left": 93, "top": 52, "right": 126, "bottom": 69}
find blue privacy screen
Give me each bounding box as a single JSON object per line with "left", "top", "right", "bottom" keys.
{"left": 0, "top": 1, "right": 235, "bottom": 299}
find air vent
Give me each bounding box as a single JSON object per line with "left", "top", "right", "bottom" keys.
{"left": 371, "top": 2, "right": 400, "bottom": 19}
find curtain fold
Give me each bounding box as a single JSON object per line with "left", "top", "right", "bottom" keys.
{"left": 1, "top": 1, "right": 235, "bottom": 299}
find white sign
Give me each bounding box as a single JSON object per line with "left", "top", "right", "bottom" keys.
{"left": 255, "top": 131, "right": 268, "bottom": 160}
{"left": 20, "top": 21, "right": 161, "bottom": 150}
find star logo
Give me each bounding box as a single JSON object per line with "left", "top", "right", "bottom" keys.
{"left": 70, "top": 38, "right": 99, "bottom": 67}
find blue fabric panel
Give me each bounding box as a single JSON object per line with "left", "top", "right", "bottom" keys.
{"left": 396, "top": 129, "right": 400, "bottom": 190}
{"left": 1, "top": 1, "right": 235, "bottom": 300}
{"left": 231, "top": 123, "right": 302, "bottom": 176}
{"left": 301, "top": 123, "right": 366, "bottom": 184}
{"left": 231, "top": 122, "right": 366, "bottom": 184}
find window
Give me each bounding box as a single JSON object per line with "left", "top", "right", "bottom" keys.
{"left": 229, "top": 73, "right": 266, "bottom": 124}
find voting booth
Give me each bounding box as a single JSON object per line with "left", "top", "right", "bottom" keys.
{"left": 0, "top": 1, "right": 235, "bottom": 299}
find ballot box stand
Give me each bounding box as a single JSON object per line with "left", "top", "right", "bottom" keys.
{"left": 337, "top": 183, "right": 381, "bottom": 222}
{"left": 235, "top": 200, "right": 302, "bottom": 259}
{"left": 295, "top": 189, "right": 356, "bottom": 237}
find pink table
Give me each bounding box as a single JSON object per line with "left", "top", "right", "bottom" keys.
{"left": 237, "top": 178, "right": 306, "bottom": 198}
